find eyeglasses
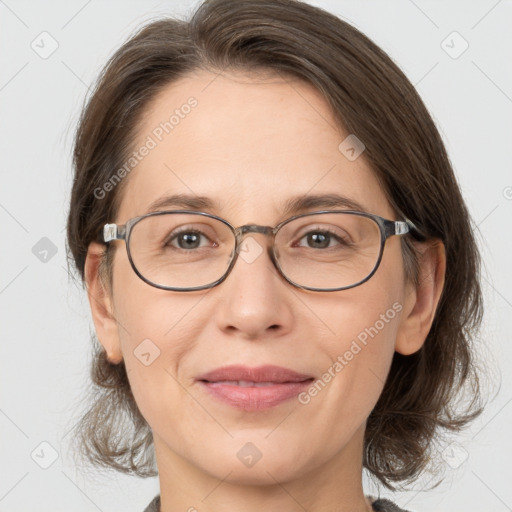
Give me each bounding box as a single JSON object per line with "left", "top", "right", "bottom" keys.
{"left": 100, "top": 210, "right": 417, "bottom": 292}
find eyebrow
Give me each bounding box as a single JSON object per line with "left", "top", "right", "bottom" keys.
{"left": 281, "top": 193, "right": 366, "bottom": 217}
{"left": 145, "top": 192, "right": 367, "bottom": 217}
{"left": 146, "top": 193, "right": 221, "bottom": 213}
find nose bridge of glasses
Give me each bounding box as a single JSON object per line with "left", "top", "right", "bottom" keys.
{"left": 235, "top": 224, "right": 274, "bottom": 241}
{"left": 233, "top": 225, "right": 276, "bottom": 263}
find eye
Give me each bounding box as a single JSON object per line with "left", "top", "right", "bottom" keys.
{"left": 166, "top": 229, "right": 214, "bottom": 250}
{"left": 295, "top": 228, "right": 350, "bottom": 250}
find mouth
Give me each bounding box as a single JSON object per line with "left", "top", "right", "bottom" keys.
{"left": 206, "top": 380, "right": 297, "bottom": 387}
{"left": 196, "top": 365, "right": 315, "bottom": 411}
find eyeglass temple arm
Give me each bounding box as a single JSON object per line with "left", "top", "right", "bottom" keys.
{"left": 100, "top": 223, "right": 127, "bottom": 243}
{"left": 393, "top": 220, "right": 410, "bottom": 236}
{"left": 390, "top": 218, "right": 426, "bottom": 240}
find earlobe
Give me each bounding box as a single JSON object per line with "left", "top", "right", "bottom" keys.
{"left": 395, "top": 240, "right": 446, "bottom": 356}
{"left": 84, "top": 242, "right": 123, "bottom": 364}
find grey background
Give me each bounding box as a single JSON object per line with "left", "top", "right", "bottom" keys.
{"left": 1, "top": 0, "right": 511, "bottom": 511}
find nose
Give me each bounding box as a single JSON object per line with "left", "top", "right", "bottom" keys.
{"left": 214, "top": 231, "right": 293, "bottom": 340}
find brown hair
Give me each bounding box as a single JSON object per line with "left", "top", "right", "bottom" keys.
{"left": 66, "top": 0, "right": 484, "bottom": 489}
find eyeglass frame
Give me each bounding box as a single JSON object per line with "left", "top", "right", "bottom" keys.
{"left": 98, "top": 209, "right": 420, "bottom": 292}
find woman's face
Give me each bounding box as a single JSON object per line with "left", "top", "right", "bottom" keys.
{"left": 91, "top": 69, "right": 420, "bottom": 486}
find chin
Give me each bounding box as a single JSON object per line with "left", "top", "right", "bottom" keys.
{"left": 186, "top": 435, "right": 318, "bottom": 486}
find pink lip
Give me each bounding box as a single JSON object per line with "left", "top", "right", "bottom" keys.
{"left": 196, "top": 365, "right": 314, "bottom": 411}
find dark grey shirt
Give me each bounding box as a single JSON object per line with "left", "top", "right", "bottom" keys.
{"left": 143, "top": 495, "right": 411, "bottom": 511}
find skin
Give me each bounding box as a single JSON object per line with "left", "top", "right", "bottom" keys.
{"left": 85, "top": 69, "right": 445, "bottom": 512}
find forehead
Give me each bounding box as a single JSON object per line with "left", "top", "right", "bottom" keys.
{"left": 116, "top": 69, "right": 392, "bottom": 224}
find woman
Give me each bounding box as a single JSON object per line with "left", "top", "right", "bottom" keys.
{"left": 66, "top": 0, "right": 484, "bottom": 510}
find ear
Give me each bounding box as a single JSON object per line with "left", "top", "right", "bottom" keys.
{"left": 84, "top": 242, "right": 123, "bottom": 364}
{"left": 395, "top": 239, "right": 446, "bottom": 356}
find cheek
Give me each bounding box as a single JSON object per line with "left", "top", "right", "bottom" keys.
{"left": 314, "top": 292, "right": 402, "bottom": 406}
{"left": 281, "top": 300, "right": 401, "bottom": 479}
{"left": 299, "top": 258, "right": 406, "bottom": 430}
{"left": 110, "top": 256, "right": 208, "bottom": 421}
{"left": 111, "top": 250, "right": 206, "bottom": 346}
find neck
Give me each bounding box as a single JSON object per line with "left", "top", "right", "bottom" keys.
{"left": 153, "top": 426, "right": 373, "bottom": 512}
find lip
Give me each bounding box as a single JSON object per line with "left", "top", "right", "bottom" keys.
{"left": 196, "top": 365, "right": 314, "bottom": 411}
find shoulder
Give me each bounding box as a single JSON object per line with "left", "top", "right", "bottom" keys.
{"left": 369, "top": 496, "right": 413, "bottom": 512}
{"left": 143, "top": 494, "right": 160, "bottom": 512}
